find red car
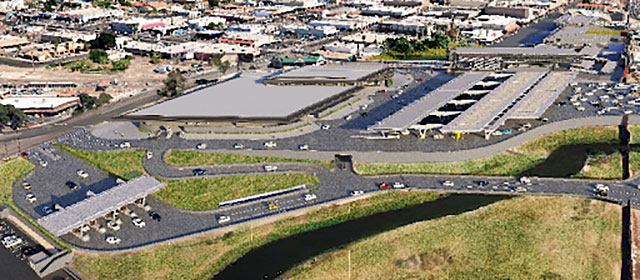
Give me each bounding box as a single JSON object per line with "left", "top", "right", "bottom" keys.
{"left": 379, "top": 89, "right": 387, "bottom": 94}
{"left": 378, "top": 182, "right": 390, "bottom": 189}
{"left": 418, "top": 78, "right": 423, "bottom": 82}
{"left": 21, "top": 152, "right": 29, "bottom": 158}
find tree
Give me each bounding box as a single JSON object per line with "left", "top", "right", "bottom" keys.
{"left": 90, "top": 33, "right": 116, "bottom": 50}
{"left": 210, "top": 53, "right": 231, "bottom": 74}
{"left": 96, "top": 93, "right": 113, "bottom": 106}
{"left": 208, "top": 0, "right": 219, "bottom": 7}
{"left": 158, "top": 69, "right": 186, "bottom": 97}
{"left": 79, "top": 94, "right": 97, "bottom": 110}
{"left": 111, "top": 56, "right": 131, "bottom": 71}
{"left": 0, "top": 104, "right": 25, "bottom": 130}
{"left": 427, "top": 31, "right": 450, "bottom": 49}
{"left": 150, "top": 52, "right": 162, "bottom": 64}
{"left": 411, "top": 39, "right": 427, "bottom": 52}
{"left": 89, "top": 50, "right": 109, "bottom": 64}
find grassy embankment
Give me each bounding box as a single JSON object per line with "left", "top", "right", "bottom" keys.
{"left": 369, "top": 49, "right": 447, "bottom": 61}
{"left": 155, "top": 174, "right": 320, "bottom": 211}
{"left": 356, "top": 126, "right": 621, "bottom": 176}
{"left": 0, "top": 158, "right": 70, "bottom": 250}
{"left": 54, "top": 144, "right": 323, "bottom": 211}
{"left": 54, "top": 143, "right": 146, "bottom": 180}
{"left": 165, "top": 150, "right": 333, "bottom": 169}
{"left": 574, "top": 150, "right": 640, "bottom": 179}
{"left": 284, "top": 196, "right": 622, "bottom": 280}
{"left": 72, "top": 191, "right": 444, "bottom": 280}
{"left": 585, "top": 30, "right": 623, "bottom": 36}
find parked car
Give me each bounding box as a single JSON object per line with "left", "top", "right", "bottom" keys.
{"left": 125, "top": 209, "right": 138, "bottom": 218}
{"left": 146, "top": 151, "right": 153, "bottom": 159}
{"left": 193, "top": 169, "right": 207, "bottom": 176}
{"left": 268, "top": 203, "right": 279, "bottom": 210}
{"left": 233, "top": 143, "right": 244, "bottom": 149}
{"left": 39, "top": 160, "right": 48, "bottom": 167}
{"left": 76, "top": 169, "right": 89, "bottom": 179}
{"left": 392, "top": 182, "right": 405, "bottom": 189}
{"left": 442, "top": 181, "right": 454, "bottom": 187}
{"left": 196, "top": 143, "right": 207, "bottom": 150}
{"left": 378, "top": 182, "right": 390, "bottom": 189}
{"left": 264, "top": 141, "right": 277, "bottom": 148}
{"left": 350, "top": 190, "right": 364, "bottom": 196}
{"left": 344, "top": 115, "right": 352, "bottom": 121}
{"left": 26, "top": 193, "right": 36, "bottom": 203}
{"left": 131, "top": 217, "right": 146, "bottom": 228}
{"left": 298, "top": 144, "right": 309, "bottom": 150}
{"left": 21, "top": 152, "right": 29, "bottom": 158}
{"left": 149, "top": 211, "right": 162, "bottom": 221}
{"left": 218, "top": 215, "right": 231, "bottom": 224}
{"left": 66, "top": 181, "right": 79, "bottom": 191}
{"left": 21, "top": 182, "right": 31, "bottom": 190}
{"left": 106, "top": 220, "right": 120, "bottom": 231}
{"left": 105, "top": 235, "right": 121, "bottom": 245}
{"left": 304, "top": 193, "right": 317, "bottom": 201}
{"left": 42, "top": 206, "right": 53, "bottom": 215}
{"left": 321, "top": 125, "right": 331, "bottom": 130}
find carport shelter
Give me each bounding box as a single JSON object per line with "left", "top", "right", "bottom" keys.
{"left": 36, "top": 175, "right": 166, "bottom": 237}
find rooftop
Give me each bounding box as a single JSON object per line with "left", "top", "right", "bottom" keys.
{"left": 37, "top": 175, "right": 166, "bottom": 237}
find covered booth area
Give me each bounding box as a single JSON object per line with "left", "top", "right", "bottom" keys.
{"left": 36, "top": 175, "right": 166, "bottom": 240}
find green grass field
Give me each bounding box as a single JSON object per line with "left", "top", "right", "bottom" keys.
{"left": 356, "top": 126, "right": 620, "bottom": 176}
{"left": 154, "top": 174, "right": 320, "bottom": 211}
{"left": 0, "top": 158, "right": 35, "bottom": 206}
{"left": 164, "top": 150, "right": 333, "bottom": 169}
{"left": 284, "top": 196, "right": 622, "bottom": 280}
{"left": 585, "top": 30, "right": 623, "bottom": 35}
{"left": 574, "top": 151, "right": 640, "bottom": 179}
{"left": 54, "top": 144, "right": 146, "bottom": 180}
{"left": 72, "top": 191, "right": 444, "bottom": 280}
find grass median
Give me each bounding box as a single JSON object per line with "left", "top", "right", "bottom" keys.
{"left": 72, "top": 191, "right": 445, "bottom": 280}
{"left": 154, "top": 174, "right": 320, "bottom": 211}
{"left": 356, "top": 126, "right": 620, "bottom": 176}
{"left": 574, "top": 150, "right": 640, "bottom": 179}
{"left": 283, "top": 196, "right": 621, "bottom": 280}
{"left": 53, "top": 144, "right": 146, "bottom": 180}
{"left": 165, "top": 150, "right": 334, "bottom": 169}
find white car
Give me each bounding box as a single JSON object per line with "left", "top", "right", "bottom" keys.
{"left": 350, "top": 190, "right": 364, "bottom": 196}
{"left": 233, "top": 143, "right": 244, "bottom": 149}
{"left": 298, "top": 144, "right": 309, "bottom": 150}
{"left": 519, "top": 177, "right": 532, "bottom": 185}
{"left": 196, "top": 143, "right": 207, "bottom": 150}
{"left": 105, "top": 235, "right": 121, "bottom": 245}
{"left": 264, "top": 141, "right": 277, "bottom": 148}
{"left": 125, "top": 210, "right": 138, "bottom": 218}
{"left": 264, "top": 165, "right": 278, "bottom": 172}
{"left": 344, "top": 115, "right": 352, "bottom": 121}
{"left": 77, "top": 169, "right": 89, "bottom": 179}
{"left": 146, "top": 151, "right": 153, "bottom": 159}
{"left": 515, "top": 186, "right": 527, "bottom": 193}
{"left": 442, "top": 181, "right": 454, "bottom": 187}
{"left": 26, "top": 193, "right": 36, "bottom": 203}
{"left": 39, "top": 160, "right": 48, "bottom": 167}
{"left": 106, "top": 220, "right": 120, "bottom": 231}
{"left": 131, "top": 217, "right": 146, "bottom": 228}
{"left": 2, "top": 236, "right": 22, "bottom": 248}
{"left": 321, "top": 125, "right": 331, "bottom": 130}
{"left": 119, "top": 142, "right": 131, "bottom": 148}
{"left": 22, "top": 182, "right": 31, "bottom": 190}
{"left": 392, "top": 182, "right": 405, "bottom": 189}
{"left": 304, "top": 193, "right": 317, "bottom": 201}
{"left": 218, "top": 215, "right": 231, "bottom": 224}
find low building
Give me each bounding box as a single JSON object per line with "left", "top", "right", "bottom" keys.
{"left": 0, "top": 35, "right": 28, "bottom": 49}
{"left": 0, "top": 96, "right": 79, "bottom": 117}
{"left": 270, "top": 54, "right": 326, "bottom": 68}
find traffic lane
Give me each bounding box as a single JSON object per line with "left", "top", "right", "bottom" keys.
{"left": 15, "top": 144, "right": 117, "bottom": 218}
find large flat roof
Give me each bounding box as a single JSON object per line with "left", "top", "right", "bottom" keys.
{"left": 37, "top": 175, "right": 166, "bottom": 237}
{"left": 127, "top": 72, "right": 350, "bottom": 120}
{"left": 441, "top": 71, "right": 546, "bottom": 133}
{"left": 369, "top": 72, "right": 489, "bottom": 131}
{"left": 453, "top": 47, "right": 580, "bottom": 56}
{"left": 510, "top": 71, "right": 575, "bottom": 119}
{"left": 265, "top": 63, "right": 387, "bottom": 83}
{"left": 0, "top": 97, "right": 79, "bottom": 110}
